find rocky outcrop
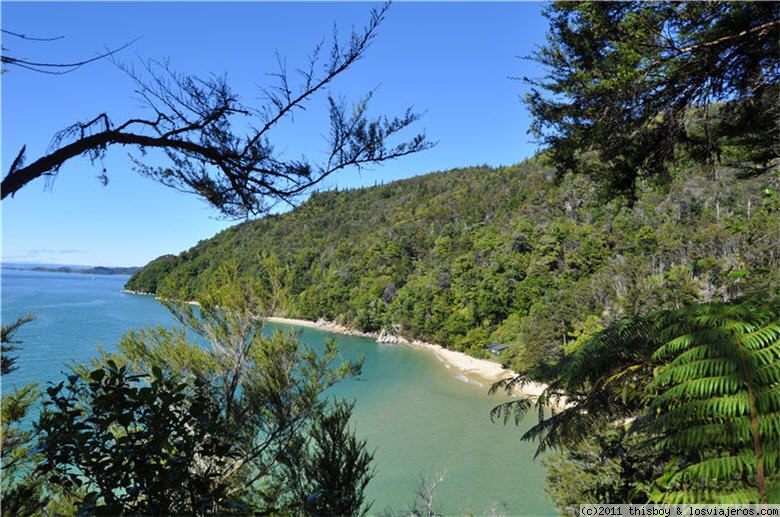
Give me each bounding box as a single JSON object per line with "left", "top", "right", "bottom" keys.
{"left": 377, "top": 328, "right": 409, "bottom": 345}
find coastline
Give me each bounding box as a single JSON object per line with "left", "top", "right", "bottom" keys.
{"left": 119, "top": 295, "right": 547, "bottom": 399}
{"left": 266, "top": 316, "right": 547, "bottom": 399}
{"left": 119, "top": 294, "right": 551, "bottom": 401}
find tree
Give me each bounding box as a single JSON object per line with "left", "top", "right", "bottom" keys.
{"left": 0, "top": 313, "right": 47, "bottom": 516}
{"left": 282, "top": 400, "right": 375, "bottom": 516}
{"left": 491, "top": 314, "right": 658, "bottom": 458}
{"left": 2, "top": 3, "right": 433, "bottom": 218}
{"left": 1, "top": 28, "right": 137, "bottom": 75}
{"left": 491, "top": 295, "right": 780, "bottom": 504}
{"left": 644, "top": 300, "right": 780, "bottom": 504}
{"left": 541, "top": 426, "right": 664, "bottom": 514}
{"left": 525, "top": 1, "right": 780, "bottom": 199}
{"left": 37, "top": 362, "right": 235, "bottom": 515}
{"left": 1, "top": 312, "right": 34, "bottom": 376}
{"left": 42, "top": 260, "right": 370, "bottom": 513}
{"left": 408, "top": 471, "right": 448, "bottom": 517}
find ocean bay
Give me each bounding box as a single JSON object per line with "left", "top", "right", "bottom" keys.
{"left": 1, "top": 268, "right": 553, "bottom": 515}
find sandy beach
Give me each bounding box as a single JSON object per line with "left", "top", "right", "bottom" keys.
{"left": 266, "top": 316, "right": 547, "bottom": 399}
{"left": 407, "top": 341, "right": 548, "bottom": 398}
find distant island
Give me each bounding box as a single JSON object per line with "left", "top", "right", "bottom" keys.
{"left": 2, "top": 263, "right": 139, "bottom": 276}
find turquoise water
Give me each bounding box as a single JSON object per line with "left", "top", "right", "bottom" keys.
{"left": 1, "top": 269, "right": 554, "bottom": 515}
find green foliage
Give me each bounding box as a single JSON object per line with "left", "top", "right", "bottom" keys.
{"left": 282, "top": 400, "right": 375, "bottom": 516}
{"left": 645, "top": 299, "right": 780, "bottom": 503}
{"left": 493, "top": 295, "right": 780, "bottom": 504}
{"left": 542, "top": 425, "right": 664, "bottom": 515}
{"left": 23, "top": 258, "right": 372, "bottom": 514}
{"left": 525, "top": 1, "right": 779, "bottom": 199}
{"left": 1, "top": 312, "right": 34, "bottom": 376}
{"left": 491, "top": 313, "right": 659, "bottom": 457}
{"left": 0, "top": 313, "right": 46, "bottom": 516}
{"left": 37, "top": 362, "right": 235, "bottom": 515}
{"left": 124, "top": 254, "right": 178, "bottom": 293}
{"left": 126, "top": 159, "right": 780, "bottom": 372}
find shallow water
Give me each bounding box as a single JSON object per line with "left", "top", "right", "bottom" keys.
{"left": 1, "top": 268, "right": 554, "bottom": 515}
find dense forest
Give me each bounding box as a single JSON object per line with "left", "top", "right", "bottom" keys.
{"left": 126, "top": 155, "right": 780, "bottom": 373}
{"left": 5, "top": 1, "right": 778, "bottom": 513}
{"left": 123, "top": 5, "right": 780, "bottom": 507}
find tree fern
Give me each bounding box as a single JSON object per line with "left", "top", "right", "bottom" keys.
{"left": 491, "top": 315, "right": 660, "bottom": 456}
{"left": 492, "top": 294, "right": 780, "bottom": 503}
{"left": 646, "top": 298, "right": 780, "bottom": 503}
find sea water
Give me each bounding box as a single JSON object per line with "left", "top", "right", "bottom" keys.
{"left": 1, "top": 269, "right": 554, "bottom": 515}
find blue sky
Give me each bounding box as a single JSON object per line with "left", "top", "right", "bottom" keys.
{"left": 2, "top": 2, "right": 548, "bottom": 267}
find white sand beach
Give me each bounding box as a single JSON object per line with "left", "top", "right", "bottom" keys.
{"left": 266, "top": 316, "right": 548, "bottom": 399}
{"left": 267, "top": 316, "right": 322, "bottom": 330}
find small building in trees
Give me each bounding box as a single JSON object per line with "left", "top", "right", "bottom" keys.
{"left": 486, "top": 343, "right": 509, "bottom": 355}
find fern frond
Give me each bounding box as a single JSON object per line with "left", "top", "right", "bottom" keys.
{"left": 751, "top": 341, "right": 780, "bottom": 365}
{"left": 670, "top": 452, "right": 757, "bottom": 486}
{"left": 654, "top": 334, "right": 696, "bottom": 362}
{"left": 761, "top": 448, "right": 780, "bottom": 472}
{"left": 755, "top": 384, "right": 780, "bottom": 412}
{"left": 523, "top": 403, "right": 619, "bottom": 458}
{"left": 655, "top": 487, "right": 761, "bottom": 504}
{"left": 499, "top": 295, "right": 780, "bottom": 500}
{"left": 751, "top": 359, "right": 780, "bottom": 391}
{"left": 489, "top": 398, "right": 533, "bottom": 426}
{"left": 658, "top": 376, "right": 746, "bottom": 401}
{"left": 740, "top": 324, "right": 780, "bottom": 352}
{"left": 655, "top": 420, "right": 753, "bottom": 449}
{"left": 645, "top": 297, "right": 780, "bottom": 503}
{"left": 653, "top": 361, "right": 742, "bottom": 390}
{"left": 488, "top": 374, "right": 535, "bottom": 396}
{"left": 758, "top": 415, "right": 780, "bottom": 442}
{"left": 654, "top": 395, "right": 752, "bottom": 428}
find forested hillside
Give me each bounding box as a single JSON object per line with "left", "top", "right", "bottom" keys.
{"left": 126, "top": 157, "right": 779, "bottom": 373}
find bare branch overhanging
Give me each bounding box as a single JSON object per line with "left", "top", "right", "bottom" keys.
{"left": 2, "top": 2, "right": 434, "bottom": 219}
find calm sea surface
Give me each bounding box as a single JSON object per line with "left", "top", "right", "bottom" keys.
{"left": 1, "top": 269, "right": 554, "bottom": 515}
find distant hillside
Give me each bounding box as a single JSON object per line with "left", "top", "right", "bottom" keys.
{"left": 4, "top": 264, "right": 139, "bottom": 276}
{"left": 126, "top": 158, "right": 780, "bottom": 372}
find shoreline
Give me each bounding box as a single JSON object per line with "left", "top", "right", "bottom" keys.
{"left": 266, "top": 316, "right": 547, "bottom": 399}
{"left": 122, "top": 293, "right": 550, "bottom": 400}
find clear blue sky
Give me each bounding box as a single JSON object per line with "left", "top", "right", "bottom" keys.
{"left": 2, "top": 1, "right": 548, "bottom": 267}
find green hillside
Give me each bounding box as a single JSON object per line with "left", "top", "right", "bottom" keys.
{"left": 126, "top": 157, "right": 779, "bottom": 373}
